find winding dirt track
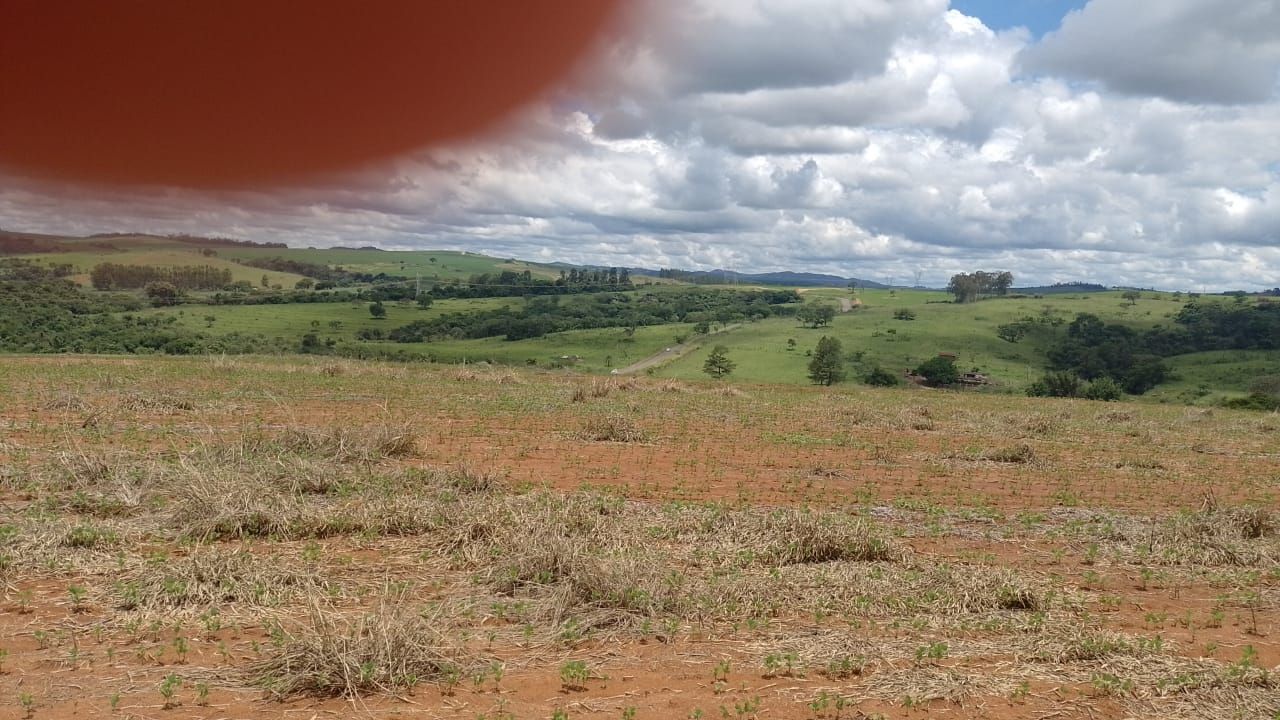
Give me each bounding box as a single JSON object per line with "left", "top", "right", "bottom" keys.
{"left": 614, "top": 323, "right": 741, "bottom": 375}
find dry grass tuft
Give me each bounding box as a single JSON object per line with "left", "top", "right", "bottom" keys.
{"left": 935, "top": 566, "right": 1052, "bottom": 613}
{"left": 753, "top": 508, "right": 903, "bottom": 565}
{"left": 571, "top": 379, "right": 612, "bottom": 402}
{"left": 171, "top": 465, "right": 317, "bottom": 540}
{"left": 897, "top": 406, "right": 936, "bottom": 431}
{"left": 578, "top": 415, "right": 647, "bottom": 443}
{"left": 44, "top": 391, "right": 89, "bottom": 411}
{"left": 118, "top": 392, "right": 196, "bottom": 413}
{"left": 318, "top": 363, "right": 345, "bottom": 377}
{"left": 239, "top": 424, "right": 419, "bottom": 463}
{"left": 448, "top": 367, "right": 521, "bottom": 385}
{"left": 115, "top": 547, "right": 320, "bottom": 610}
{"left": 250, "top": 592, "right": 467, "bottom": 699}
{"left": 1029, "top": 628, "right": 1146, "bottom": 662}
{"left": 980, "top": 443, "right": 1036, "bottom": 464}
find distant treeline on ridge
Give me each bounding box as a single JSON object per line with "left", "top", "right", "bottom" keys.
{"left": 89, "top": 262, "right": 233, "bottom": 291}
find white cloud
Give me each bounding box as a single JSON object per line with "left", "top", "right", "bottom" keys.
{"left": 1020, "top": 0, "right": 1280, "bottom": 105}
{"left": 2, "top": 0, "right": 1279, "bottom": 290}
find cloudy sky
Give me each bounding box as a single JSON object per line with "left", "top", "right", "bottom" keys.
{"left": 3, "top": 0, "right": 1280, "bottom": 290}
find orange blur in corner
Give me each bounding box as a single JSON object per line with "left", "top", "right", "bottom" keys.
{"left": 0, "top": 2, "right": 623, "bottom": 188}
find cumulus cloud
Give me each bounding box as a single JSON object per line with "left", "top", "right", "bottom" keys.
{"left": 2, "top": 0, "right": 1279, "bottom": 290}
{"left": 1020, "top": 0, "right": 1280, "bottom": 105}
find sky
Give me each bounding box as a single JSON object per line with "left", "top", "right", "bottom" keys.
{"left": 2, "top": 0, "right": 1280, "bottom": 290}
{"left": 950, "top": 0, "right": 1087, "bottom": 37}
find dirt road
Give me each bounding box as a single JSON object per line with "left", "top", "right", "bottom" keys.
{"left": 614, "top": 324, "right": 741, "bottom": 375}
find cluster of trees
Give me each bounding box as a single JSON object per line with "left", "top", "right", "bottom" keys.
{"left": 947, "top": 271, "right": 1014, "bottom": 303}
{"left": 0, "top": 260, "right": 267, "bottom": 355}
{"left": 1033, "top": 301, "right": 1280, "bottom": 398}
{"left": 428, "top": 268, "right": 634, "bottom": 299}
{"left": 236, "top": 256, "right": 407, "bottom": 286}
{"left": 796, "top": 304, "right": 837, "bottom": 328}
{"left": 0, "top": 258, "right": 73, "bottom": 280}
{"left": 89, "top": 263, "right": 233, "bottom": 291}
{"left": 384, "top": 288, "right": 799, "bottom": 343}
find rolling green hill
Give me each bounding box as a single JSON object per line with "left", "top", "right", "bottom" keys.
{"left": 4, "top": 232, "right": 1276, "bottom": 406}
{"left": 4, "top": 232, "right": 573, "bottom": 288}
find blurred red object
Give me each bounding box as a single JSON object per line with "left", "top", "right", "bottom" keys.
{"left": 0, "top": 2, "right": 621, "bottom": 187}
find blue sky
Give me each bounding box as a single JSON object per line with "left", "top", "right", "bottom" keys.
{"left": 950, "top": 0, "right": 1088, "bottom": 37}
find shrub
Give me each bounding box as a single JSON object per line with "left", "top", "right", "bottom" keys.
{"left": 914, "top": 356, "right": 958, "bottom": 387}
{"left": 1081, "top": 377, "right": 1122, "bottom": 401}
{"left": 863, "top": 366, "right": 899, "bottom": 387}
{"left": 1027, "top": 371, "right": 1081, "bottom": 398}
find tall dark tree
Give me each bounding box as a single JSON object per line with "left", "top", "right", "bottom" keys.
{"left": 702, "top": 345, "right": 735, "bottom": 379}
{"left": 807, "top": 336, "right": 845, "bottom": 385}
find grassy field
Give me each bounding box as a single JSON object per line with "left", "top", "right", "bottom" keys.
{"left": 361, "top": 322, "right": 695, "bottom": 371}
{"left": 657, "top": 289, "right": 1199, "bottom": 390}
{"left": 123, "top": 285, "right": 1268, "bottom": 402}
{"left": 1147, "top": 350, "right": 1280, "bottom": 405}
{"left": 146, "top": 297, "right": 519, "bottom": 341}
{"left": 20, "top": 246, "right": 310, "bottom": 288}
{"left": 0, "top": 355, "right": 1276, "bottom": 720}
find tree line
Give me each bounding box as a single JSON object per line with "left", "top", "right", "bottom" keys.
{"left": 235, "top": 256, "right": 408, "bottom": 287}
{"left": 427, "top": 268, "right": 635, "bottom": 299}
{"left": 89, "top": 263, "right": 233, "bottom": 291}
{"left": 383, "top": 288, "right": 799, "bottom": 343}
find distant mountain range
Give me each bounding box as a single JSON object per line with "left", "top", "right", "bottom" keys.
{"left": 640, "top": 267, "right": 892, "bottom": 288}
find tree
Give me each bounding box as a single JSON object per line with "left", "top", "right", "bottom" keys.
{"left": 295, "top": 278, "right": 314, "bottom": 290}
{"left": 914, "top": 356, "right": 959, "bottom": 387}
{"left": 947, "top": 270, "right": 1014, "bottom": 303}
{"left": 702, "top": 345, "right": 735, "bottom": 379}
{"left": 807, "top": 336, "right": 845, "bottom": 385}
{"left": 144, "top": 281, "right": 180, "bottom": 307}
{"left": 369, "top": 300, "right": 387, "bottom": 319}
{"left": 1122, "top": 290, "right": 1141, "bottom": 306}
{"left": 797, "top": 304, "right": 836, "bottom": 328}
{"left": 416, "top": 295, "right": 434, "bottom": 310}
